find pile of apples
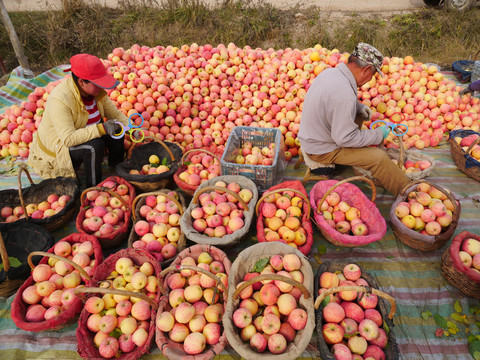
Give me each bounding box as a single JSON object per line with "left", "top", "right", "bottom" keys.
{"left": 156, "top": 251, "right": 228, "bottom": 355}
{"left": 131, "top": 191, "right": 182, "bottom": 262}
{"left": 190, "top": 180, "right": 253, "bottom": 237}
{"left": 232, "top": 141, "right": 277, "bottom": 166}
{"left": 260, "top": 190, "right": 308, "bottom": 249}
{"left": 454, "top": 134, "right": 480, "bottom": 160}
{"left": 83, "top": 257, "right": 158, "bottom": 358}
{"left": 232, "top": 253, "right": 308, "bottom": 354}
{"left": 129, "top": 154, "right": 171, "bottom": 175}
{"left": 79, "top": 180, "right": 132, "bottom": 238}
{"left": 0, "top": 193, "right": 71, "bottom": 223}
{"left": 318, "top": 192, "right": 369, "bottom": 236}
{"left": 20, "top": 240, "right": 95, "bottom": 323}
{"left": 458, "top": 237, "right": 480, "bottom": 271}
{"left": 177, "top": 151, "right": 221, "bottom": 187}
{"left": 394, "top": 182, "right": 454, "bottom": 235}
{"left": 319, "top": 264, "right": 389, "bottom": 360}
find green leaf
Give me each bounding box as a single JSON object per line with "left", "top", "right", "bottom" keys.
{"left": 451, "top": 312, "right": 468, "bottom": 324}
{"left": 252, "top": 258, "right": 269, "bottom": 273}
{"left": 469, "top": 335, "right": 477, "bottom": 343}
{"left": 447, "top": 321, "right": 459, "bottom": 334}
{"left": 469, "top": 340, "right": 480, "bottom": 359}
{"left": 317, "top": 245, "right": 327, "bottom": 255}
{"left": 162, "top": 157, "right": 168, "bottom": 166}
{"left": 475, "top": 321, "right": 480, "bottom": 330}
{"left": 383, "top": 320, "right": 390, "bottom": 335}
{"left": 421, "top": 311, "right": 432, "bottom": 321}
{"left": 321, "top": 296, "right": 332, "bottom": 308}
{"left": 454, "top": 300, "right": 462, "bottom": 313}
{"left": 474, "top": 351, "right": 480, "bottom": 360}
{"left": 109, "top": 328, "right": 122, "bottom": 339}
{"left": 0, "top": 257, "right": 22, "bottom": 271}
{"left": 433, "top": 313, "right": 448, "bottom": 328}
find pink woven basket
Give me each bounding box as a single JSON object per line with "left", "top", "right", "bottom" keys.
{"left": 309, "top": 176, "right": 387, "bottom": 247}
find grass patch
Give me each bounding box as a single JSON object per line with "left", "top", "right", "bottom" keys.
{"left": 1, "top": 0, "right": 480, "bottom": 74}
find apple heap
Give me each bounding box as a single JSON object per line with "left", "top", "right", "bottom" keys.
{"left": 177, "top": 151, "right": 221, "bottom": 187}
{"left": 190, "top": 180, "right": 253, "bottom": 237}
{"left": 129, "top": 154, "right": 171, "bottom": 175}
{"left": 458, "top": 237, "right": 480, "bottom": 272}
{"left": 260, "top": 190, "right": 308, "bottom": 249}
{"left": 0, "top": 194, "right": 71, "bottom": 223}
{"left": 232, "top": 253, "right": 308, "bottom": 354}
{"left": 319, "top": 264, "right": 389, "bottom": 360}
{"left": 83, "top": 257, "right": 158, "bottom": 358}
{"left": 232, "top": 141, "right": 276, "bottom": 166}
{"left": 156, "top": 251, "right": 228, "bottom": 355}
{"left": 318, "top": 192, "right": 369, "bottom": 236}
{"left": 394, "top": 182, "right": 454, "bottom": 235}
{"left": 454, "top": 134, "right": 480, "bottom": 160}
{"left": 131, "top": 191, "right": 182, "bottom": 262}
{"left": 20, "top": 240, "right": 95, "bottom": 324}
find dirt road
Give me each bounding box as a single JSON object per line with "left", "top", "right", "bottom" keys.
{"left": 4, "top": 0, "right": 427, "bottom": 12}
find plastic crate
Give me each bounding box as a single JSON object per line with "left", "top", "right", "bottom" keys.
{"left": 220, "top": 126, "right": 285, "bottom": 192}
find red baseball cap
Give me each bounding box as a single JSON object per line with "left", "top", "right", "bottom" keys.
{"left": 69, "top": 54, "right": 119, "bottom": 89}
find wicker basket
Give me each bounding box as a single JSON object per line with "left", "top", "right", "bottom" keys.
{"left": 116, "top": 137, "right": 183, "bottom": 193}
{"left": 448, "top": 129, "right": 480, "bottom": 182}
{"left": 180, "top": 175, "right": 259, "bottom": 248}
{"left": 0, "top": 222, "right": 55, "bottom": 298}
{"left": 255, "top": 180, "right": 314, "bottom": 256}
{"left": 11, "top": 233, "right": 102, "bottom": 332}
{"left": 155, "top": 244, "right": 231, "bottom": 360}
{"left": 0, "top": 164, "right": 79, "bottom": 231}
{"left": 354, "top": 137, "right": 436, "bottom": 183}
{"left": 310, "top": 176, "right": 387, "bottom": 247}
{"left": 75, "top": 248, "right": 161, "bottom": 360}
{"left": 390, "top": 180, "right": 461, "bottom": 251}
{"left": 441, "top": 231, "right": 480, "bottom": 299}
{"left": 127, "top": 189, "right": 187, "bottom": 267}
{"left": 173, "top": 148, "right": 223, "bottom": 197}
{"left": 223, "top": 242, "right": 316, "bottom": 360}
{"left": 314, "top": 261, "right": 399, "bottom": 360}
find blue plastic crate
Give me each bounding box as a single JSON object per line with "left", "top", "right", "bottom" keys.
{"left": 220, "top": 126, "right": 285, "bottom": 192}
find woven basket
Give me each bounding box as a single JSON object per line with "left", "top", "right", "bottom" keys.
{"left": 75, "top": 248, "right": 161, "bottom": 360}
{"left": 310, "top": 176, "right": 387, "bottom": 247}
{"left": 11, "top": 233, "right": 102, "bottom": 332}
{"left": 354, "top": 137, "right": 435, "bottom": 183}
{"left": 180, "top": 175, "right": 258, "bottom": 248}
{"left": 448, "top": 129, "right": 480, "bottom": 182}
{"left": 76, "top": 176, "right": 135, "bottom": 249}
{"left": 390, "top": 180, "right": 461, "bottom": 251}
{"left": 441, "top": 231, "right": 480, "bottom": 299}
{"left": 255, "top": 180, "right": 314, "bottom": 256}
{"left": 127, "top": 189, "right": 187, "bottom": 267}
{"left": 223, "top": 242, "right": 316, "bottom": 360}
{"left": 116, "top": 137, "right": 183, "bottom": 193}
{"left": 0, "top": 222, "right": 55, "bottom": 298}
{"left": 313, "top": 261, "right": 399, "bottom": 360}
{"left": 0, "top": 164, "right": 79, "bottom": 231}
{"left": 155, "top": 244, "right": 231, "bottom": 360}
{"left": 173, "top": 148, "right": 223, "bottom": 197}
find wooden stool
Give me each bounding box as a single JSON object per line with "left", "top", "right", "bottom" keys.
{"left": 294, "top": 148, "right": 335, "bottom": 184}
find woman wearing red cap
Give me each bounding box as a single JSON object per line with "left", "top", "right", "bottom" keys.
{"left": 28, "top": 54, "right": 129, "bottom": 187}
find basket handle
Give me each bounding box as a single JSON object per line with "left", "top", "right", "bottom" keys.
{"left": 465, "top": 136, "right": 480, "bottom": 156}
{"left": 160, "top": 264, "right": 227, "bottom": 302}
{"left": 73, "top": 286, "right": 158, "bottom": 310}
{"left": 131, "top": 191, "right": 184, "bottom": 222}
{"left": 127, "top": 136, "right": 176, "bottom": 163}
{"left": 398, "top": 180, "right": 459, "bottom": 214}
{"left": 180, "top": 149, "right": 220, "bottom": 166}
{"left": 80, "top": 186, "right": 130, "bottom": 212}
{"left": 0, "top": 232, "right": 10, "bottom": 272}
{"left": 316, "top": 176, "right": 377, "bottom": 213}
{"left": 27, "top": 251, "right": 90, "bottom": 282}
{"left": 192, "top": 186, "right": 249, "bottom": 212}
{"left": 255, "top": 188, "right": 311, "bottom": 220}
{"left": 393, "top": 136, "right": 406, "bottom": 169}
{"left": 233, "top": 273, "right": 310, "bottom": 301}
{"left": 17, "top": 164, "right": 35, "bottom": 220}
{"left": 314, "top": 285, "right": 396, "bottom": 320}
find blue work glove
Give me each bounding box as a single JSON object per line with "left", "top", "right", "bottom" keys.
{"left": 460, "top": 86, "right": 473, "bottom": 97}
{"left": 380, "top": 126, "right": 390, "bottom": 139}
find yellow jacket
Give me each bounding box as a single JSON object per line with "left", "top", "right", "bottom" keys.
{"left": 28, "top": 76, "right": 128, "bottom": 179}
